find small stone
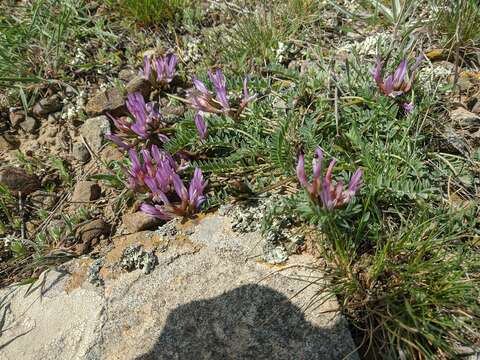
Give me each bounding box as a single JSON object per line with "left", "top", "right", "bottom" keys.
{"left": 65, "top": 85, "right": 76, "bottom": 97}
{"left": 100, "top": 146, "right": 124, "bottom": 162}
{"left": 75, "top": 219, "right": 110, "bottom": 254}
{"left": 272, "top": 98, "right": 288, "bottom": 109}
{"left": 472, "top": 100, "right": 480, "bottom": 115}
{"left": 122, "top": 212, "right": 163, "bottom": 233}
{"left": 0, "top": 134, "right": 19, "bottom": 151}
{"left": 47, "top": 113, "right": 59, "bottom": 123}
{"left": 72, "top": 181, "right": 101, "bottom": 202}
{"left": 30, "top": 191, "right": 58, "bottom": 210}
{"left": 85, "top": 88, "right": 125, "bottom": 116}
{"left": 72, "top": 143, "right": 91, "bottom": 163}
{"left": 451, "top": 107, "right": 480, "bottom": 130}
{"left": 0, "top": 167, "right": 40, "bottom": 195}
{"left": 9, "top": 110, "right": 25, "bottom": 128}
{"left": 125, "top": 76, "right": 151, "bottom": 98}
{"left": 32, "top": 94, "right": 62, "bottom": 117}
{"left": 163, "top": 105, "right": 186, "bottom": 124}
{"left": 142, "top": 49, "right": 157, "bottom": 58}
{"left": 79, "top": 115, "right": 111, "bottom": 152}
{"left": 163, "top": 105, "right": 185, "bottom": 116}
{"left": 118, "top": 68, "right": 137, "bottom": 82}
{"left": 43, "top": 126, "right": 58, "bottom": 138}
{"left": 19, "top": 116, "right": 39, "bottom": 133}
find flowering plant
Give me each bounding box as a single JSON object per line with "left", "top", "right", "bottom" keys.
{"left": 188, "top": 69, "right": 255, "bottom": 122}
{"left": 125, "top": 144, "right": 206, "bottom": 220}
{"left": 372, "top": 55, "right": 423, "bottom": 112}
{"left": 106, "top": 92, "right": 169, "bottom": 150}
{"left": 296, "top": 148, "right": 362, "bottom": 209}
{"left": 140, "top": 168, "right": 207, "bottom": 220}
{"left": 140, "top": 54, "right": 177, "bottom": 87}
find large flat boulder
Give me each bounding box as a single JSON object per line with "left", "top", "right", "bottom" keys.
{"left": 0, "top": 214, "right": 358, "bottom": 360}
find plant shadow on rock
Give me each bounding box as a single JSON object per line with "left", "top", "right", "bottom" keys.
{"left": 137, "top": 284, "right": 354, "bottom": 360}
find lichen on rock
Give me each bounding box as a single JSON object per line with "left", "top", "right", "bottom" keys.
{"left": 119, "top": 244, "right": 157, "bottom": 274}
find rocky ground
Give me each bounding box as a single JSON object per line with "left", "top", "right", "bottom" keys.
{"left": 1, "top": 1, "right": 480, "bottom": 359}
{"left": 0, "top": 214, "right": 357, "bottom": 360}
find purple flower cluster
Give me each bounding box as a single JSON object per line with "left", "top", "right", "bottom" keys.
{"left": 188, "top": 69, "right": 255, "bottom": 134}
{"left": 126, "top": 144, "right": 206, "bottom": 220}
{"left": 140, "top": 54, "right": 177, "bottom": 86}
{"left": 372, "top": 55, "right": 423, "bottom": 112}
{"left": 140, "top": 168, "right": 207, "bottom": 220}
{"left": 296, "top": 148, "right": 362, "bottom": 210}
{"left": 106, "top": 92, "right": 168, "bottom": 150}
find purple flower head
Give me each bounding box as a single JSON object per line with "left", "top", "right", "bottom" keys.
{"left": 188, "top": 71, "right": 254, "bottom": 120}
{"left": 194, "top": 113, "right": 208, "bottom": 140}
{"left": 402, "top": 102, "right": 415, "bottom": 113}
{"left": 126, "top": 145, "right": 178, "bottom": 194}
{"left": 140, "top": 56, "right": 152, "bottom": 81}
{"left": 208, "top": 69, "right": 229, "bottom": 109}
{"left": 139, "top": 203, "right": 171, "bottom": 221}
{"left": 372, "top": 55, "right": 423, "bottom": 98}
{"left": 154, "top": 54, "right": 177, "bottom": 84}
{"left": 189, "top": 77, "right": 225, "bottom": 114}
{"left": 140, "top": 167, "right": 207, "bottom": 220}
{"left": 237, "top": 77, "right": 256, "bottom": 116}
{"left": 188, "top": 168, "right": 207, "bottom": 209}
{"left": 107, "top": 92, "right": 167, "bottom": 149}
{"left": 140, "top": 54, "right": 177, "bottom": 86}
{"left": 296, "top": 147, "right": 362, "bottom": 209}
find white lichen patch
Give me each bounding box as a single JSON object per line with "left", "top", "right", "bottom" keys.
{"left": 337, "top": 32, "right": 391, "bottom": 57}
{"left": 416, "top": 62, "right": 453, "bottom": 93}
{"left": 119, "top": 244, "right": 157, "bottom": 274}
{"left": 229, "top": 196, "right": 304, "bottom": 265}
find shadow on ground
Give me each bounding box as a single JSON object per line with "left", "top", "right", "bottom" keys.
{"left": 137, "top": 284, "right": 353, "bottom": 360}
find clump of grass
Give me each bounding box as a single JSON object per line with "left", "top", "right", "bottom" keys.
{"left": 205, "top": 0, "right": 324, "bottom": 72}
{"left": 0, "top": 0, "right": 116, "bottom": 105}
{"left": 115, "top": 0, "right": 198, "bottom": 27}
{"left": 431, "top": 0, "right": 480, "bottom": 46}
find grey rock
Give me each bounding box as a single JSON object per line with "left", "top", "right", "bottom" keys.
{"left": 79, "top": 115, "right": 111, "bottom": 152}
{"left": 0, "top": 270, "right": 104, "bottom": 360}
{"left": 30, "top": 191, "right": 58, "bottom": 210}
{"left": 125, "top": 75, "right": 151, "bottom": 98}
{"left": 100, "top": 145, "right": 124, "bottom": 162}
{"left": 32, "top": 94, "right": 62, "bottom": 117}
{"left": 72, "top": 181, "right": 101, "bottom": 202}
{"left": 47, "top": 113, "right": 60, "bottom": 123}
{"left": 9, "top": 109, "right": 25, "bottom": 128}
{"left": 19, "top": 116, "right": 39, "bottom": 133}
{"left": 65, "top": 85, "right": 77, "bottom": 97}
{"left": 85, "top": 88, "right": 125, "bottom": 116}
{"left": 72, "top": 142, "right": 91, "bottom": 163}
{"left": 119, "top": 68, "right": 137, "bottom": 82}
{"left": 451, "top": 107, "right": 480, "bottom": 130}
{"left": 436, "top": 126, "right": 470, "bottom": 156}
{"left": 472, "top": 100, "right": 480, "bottom": 115}
{"left": 0, "top": 214, "right": 358, "bottom": 360}
{"left": 122, "top": 211, "right": 162, "bottom": 233}
{"left": 74, "top": 218, "right": 110, "bottom": 254}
